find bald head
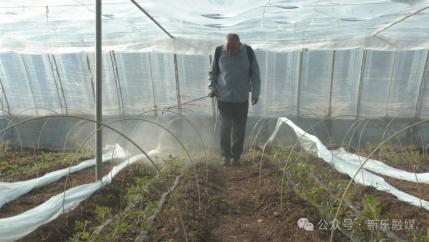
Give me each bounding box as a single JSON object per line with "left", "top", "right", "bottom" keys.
{"left": 226, "top": 33, "right": 240, "bottom": 42}
{"left": 224, "top": 33, "right": 241, "bottom": 55}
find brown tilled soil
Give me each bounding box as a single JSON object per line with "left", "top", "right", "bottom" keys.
{"left": 148, "top": 157, "right": 340, "bottom": 242}
{"left": 3, "top": 151, "right": 428, "bottom": 241}
{"left": 384, "top": 176, "right": 429, "bottom": 201}
{"left": 0, "top": 162, "right": 116, "bottom": 218}
{"left": 3, "top": 162, "right": 150, "bottom": 242}
{"left": 0, "top": 150, "right": 94, "bottom": 182}
{"left": 306, "top": 156, "right": 429, "bottom": 240}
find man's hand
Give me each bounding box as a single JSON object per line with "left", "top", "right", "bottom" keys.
{"left": 252, "top": 97, "right": 258, "bottom": 105}
{"left": 208, "top": 91, "right": 216, "bottom": 98}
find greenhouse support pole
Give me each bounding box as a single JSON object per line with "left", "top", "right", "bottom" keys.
{"left": 352, "top": 50, "right": 368, "bottom": 147}
{"left": 173, "top": 54, "right": 182, "bottom": 112}
{"left": 0, "top": 98, "right": 5, "bottom": 116}
{"left": 47, "top": 55, "right": 65, "bottom": 113}
{"left": 410, "top": 51, "right": 428, "bottom": 145}
{"left": 296, "top": 49, "right": 304, "bottom": 119}
{"left": 0, "top": 88, "right": 5, "bottom": 115}
{"left": 131, "top": 0, "right": 177, "bottom": 113}
{"left": 328, "top": 50, "right": 336, "bottom": 118}
{"left": 110, "top": 51, "right": 125, "bottom": 116}
{"left": 355, "top": 50, "right": 367, "bottom": 118}
{"left": 415, "top": 50, "right": 429, "bottom": 120}
{"left": 148, "top": 53, "right": 158, "bottom": 117}
{"left": 86, "top": 54, "right": 96, "bottom": 100}
{"left": 0, "top": 77, "right": 11, "bottom": 114}
{"left": 384, "top": 53, "right": 397, "bottom": 117}
{"left": 372, "top": 4, "right": 429, "bottom": 36}
{"left": 20, "top": 55, "right": 39, "bottom": 116}
{"left": 51, "top": 55, "right": 69, "bottom": 114}
{"left": 95, "top": 0, "right": 103, "bottom": 181}
{"left": 327, "top": 50, "right": 336, "bottom": 143}
{"left": 130, "top": 0, "right": 175, "bottom": 39}
{"left": 264, "top": 52, "right": 269, "bottom": 118}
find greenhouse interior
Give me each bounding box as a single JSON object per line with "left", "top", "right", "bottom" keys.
{"left": 0, "top": 0, "right": 429, "bottom": 241}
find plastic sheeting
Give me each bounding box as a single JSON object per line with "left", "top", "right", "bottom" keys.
{"left": 0, "top": 144, "right": 128, "bottom": 208}
{"left": 0, "top": 49, "right": 427, "bottom": 118}
{"left": 0, "top": 149, "right": 158, "bottom": 242}
{"left": 333, "top": 148, "right": 429, "bottom": 184}
{"left": 267, "top": 117, "right": 429, "bottom": 210}
{"left": 0, "top": 1, "right": 429, "bottom": 53}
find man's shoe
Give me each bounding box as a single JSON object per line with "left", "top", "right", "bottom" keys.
{"left": 223, "top": 157, "right": 231, "bottom": 166}
{"left": 231, "top": 159, "right": 240, "bottom": 166}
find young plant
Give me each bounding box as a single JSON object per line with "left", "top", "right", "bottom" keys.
{"left": 69, "top": 219, "right": 92, "bottom": 241}
{"left": 95, "top": 206, "right": 112, "bottom": 224}
{"left": 0, "top": 140, "right": 10, "bottom": 158}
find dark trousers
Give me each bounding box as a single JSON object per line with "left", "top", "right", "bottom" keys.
{"left": 217, "top": 101, "right": 249, "bottom": 160}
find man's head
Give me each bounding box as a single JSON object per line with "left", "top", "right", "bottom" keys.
{"left": 224, "top": 33, "right": 240, "bottom": 55}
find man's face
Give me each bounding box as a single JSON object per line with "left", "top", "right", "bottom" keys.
{"left": 224, "top": 39, "right": 240, "bottom": 55}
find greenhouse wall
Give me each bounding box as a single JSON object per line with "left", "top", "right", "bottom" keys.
{"left": 0, "top": 48, "right": 428, "bottom": 149}
{"left": 0, "top": 49, "right": 427, "bottom": 118}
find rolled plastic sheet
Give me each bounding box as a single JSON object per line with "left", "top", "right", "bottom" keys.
{"left": 333, "top": 148, "right": 429, "bottom": 184}
{"left": 0, "top": 144, "right": 129, "bottom": 208}
{"left": 268, "top": 117, "right": 429, "bottom": 211}
{"left": 0, "top": 149, "right": 158, "bottom": 242}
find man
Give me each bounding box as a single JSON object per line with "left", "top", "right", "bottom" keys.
{"left": 208, "top": 33, "right": 261, "bottom": 166}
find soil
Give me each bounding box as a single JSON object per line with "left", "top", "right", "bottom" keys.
{"left": 4, "top": 162, "right": 148, "bottom": 242}
{"left": 384, "top": 176, "right": 429, "bottom": 201}
{"left": 2, "top": 149, "right": 427, "bottom": 241}
{"left": 370, "top": 187, "right": 429, "bottom": 239}
{"left": 0, "top": 149, "right": 93, "bottom": 182}
{"left": 0, "top": 161, "right": 116, "bottom": 218}
{"left": 148, "top": 156, "right": 341, "bottom": 242}
{"left": 305, "top": 156, "right": 429, "bottom": 240}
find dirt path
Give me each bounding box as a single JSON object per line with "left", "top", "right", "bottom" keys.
{"left": 211, "top": 160, "right": 331, "bottom": 242}
{"left": 149, "top": 158, "right": 334, "bottom": 242}
{"left": 211, "top": 162, "right": 281, "bottom": 241}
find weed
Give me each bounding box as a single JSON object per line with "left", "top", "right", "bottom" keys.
{"left": 0, "top": 140, "right": 10, "bottom": 157}
{"left": 95, "top": 206, "right": 112, "bottom": 224}
{"left": 360, "top": 194, "right": 381, "bottom": 222}
{"left": 68, "top": 219, "right": 92, "bottom": 241}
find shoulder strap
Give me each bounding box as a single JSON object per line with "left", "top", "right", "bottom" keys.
{"left": 245, "top": 44, "right": 254, "bottom": 64}
{"left": 214, "top": 45, "right": 222, "bottom": 70}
